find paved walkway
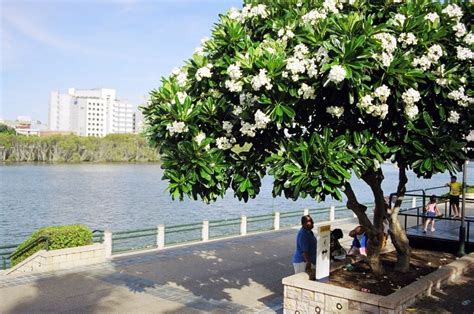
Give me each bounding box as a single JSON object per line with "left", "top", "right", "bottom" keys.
{"left": 0, "top": 219, "right": 360, "bottom": 314}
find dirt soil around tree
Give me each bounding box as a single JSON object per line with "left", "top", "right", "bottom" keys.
{"left": 328, "top": 249, "right": 456, "bottom": 296}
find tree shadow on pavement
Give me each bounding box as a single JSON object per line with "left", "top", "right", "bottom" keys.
{"left": 6, "top": 272, "right": 114, "bottom": 313}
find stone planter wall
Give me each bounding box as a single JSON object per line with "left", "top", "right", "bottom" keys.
{"left": 282, "top": 253, "right": 474, "bottom": 314}
{"left": 5, "top": 243, "right": 106, "bottom": 276}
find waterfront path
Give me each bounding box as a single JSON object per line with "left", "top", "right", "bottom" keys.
{"left": 0, "top": 218, "right": 361, "bottom": 313}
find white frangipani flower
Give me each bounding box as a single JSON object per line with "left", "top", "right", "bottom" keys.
{"left": 240, "top": 122, "right": 256, "bottom": 137}
{"left": 447, "top": 111, "right": 460, "bottom": 124}
{"left": 453, "top": 23, "right": 467, "bottom": 38}
{"left": 374, "top": 85, "right": 391, "bottom": 102}
{"left": 328, "top": 65, "right": 346, "bottom": 83}
{"left": 216, "top": 137, "right": 232, "bottom": 150}
{"left": 404, "top": 105, "right": 419, "bottom": 120}
{"left": 402, "top": 88, "right": 421, "bottom": 106}
{"left": 251, "top": 69, "right": 273, "bottom": 90}
{"left": 326, "top": 106, "right": 344, "bottom": 118}
{"left": 194, "top": 132, "right": 206, "bottom": 145}
{"left": 227, "top": 7, "right": 242, "bottom": 21}
{"left": 254, "top": 110, "right": 271, "bottom": 129}
{"left": 194, "top": 47, "right": 204, "bottom": 56}
{"left": 427, "top": 44, "right": 443, "bottom": 62}
{"left": 424, "top": 12, "right": 439, "bottom": 23}
{"left": 464, "top": 33, "right": 474, "bottom": 45}
{"left": 227, "top": 63, "right": 242, "bottom": 80}
{"left": 398, "top": 33, "right": 418, "bottom": 47}
{"left": 195, "top": 64, "right": 213, "bottom": 81}
{"left": 167, "top": 121, "right": 188, "bottom": 135}
{"left": 393, "top": 14, "right": 406, "bottom": 27}
{"left": 176, "top": 92, "right": 187, "bottom": 104}
{"left": 298, "top": 83, "right": 316, "bottom": 100}
{"left": 456, "top": 47, "right": 474, "bottom": 60}
{"left": 302, "top": 9, "right": 327, "bottom": 25}
{"left": 442, "top": 4, "right": 463, "bottom": 22}
{"left": 225, "top": 80, "right": 243, "bottom": 93}
{"left": 222, "top": 121, "right": 233, "bottom": 134}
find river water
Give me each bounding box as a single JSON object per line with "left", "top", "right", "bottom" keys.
{"left": 1, "top": 162, "right": 472, "bottom": 244}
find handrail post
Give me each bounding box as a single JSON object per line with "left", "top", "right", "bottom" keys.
{"left": 104, "top": 229, "right": 112, "bottom": 259}
{"left": 304, "top": 208, "right": 309, "bottom": 216}
{"left": 274, "top": 212, "right": 280, "bottom": 231}
{"left": 411, "top": 196, "right": 417, "bottom": 209}
{"left": 241, "top": 215, "right": 247, "bottom": 236}
{"left": 202, "top": 220, "right": 209, "bottom": 242}
{"left": 329, "top": 206, "right": 335, "bottom": 221}
{"left": 157, "top": 224, "right": 165, "bottom": 249}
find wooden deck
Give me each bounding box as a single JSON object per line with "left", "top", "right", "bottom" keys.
{"left": 402, "top": 201, "right": 474, "bottom": 251}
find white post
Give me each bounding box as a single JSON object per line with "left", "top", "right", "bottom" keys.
{"left": 241, "top": 215, "right": 247, "bottom": 236}
{"left": 329, "top": 206, "right": 335, "bottom": 221}
{"left": 304, "top": 208, "right": 309, "bottom": 216}
{"left": 202, "top": 220, "right": 209, "bottom": 242}
{"left": 104, "top": 229, "right": 112, "bottom": 259}
{"left": 157, "top": 224, "right": 165, "bottom": 249}
{"left": 274, "top": 212, "right": 280, "bottom": 231}
{"left": 411, "top": 196, "right": 417, "bottom": 208}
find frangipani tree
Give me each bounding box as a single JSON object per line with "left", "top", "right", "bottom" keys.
{"left": 143, "top": 0, "right": 473, "bottom": 274}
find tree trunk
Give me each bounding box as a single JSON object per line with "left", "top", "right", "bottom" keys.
{"left": 387, "top": 165, "right": 411, "bottom": 272}
{"left": 344, "top": 182, "right": 385, "bottom": 275}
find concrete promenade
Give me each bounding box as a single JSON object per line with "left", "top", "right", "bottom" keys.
{"left": 0, "top": 218, "right": 360, "bottom": 313}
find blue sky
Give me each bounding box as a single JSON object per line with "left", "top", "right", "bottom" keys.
{"left": 1, "top": 0, "right": 242, "bottom": 122}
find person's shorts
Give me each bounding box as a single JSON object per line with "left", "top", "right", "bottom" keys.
{"left": 426, "top": 211, "right": 436, "bottom": 218}
{"left": 450, "top": 195, "right": 460, "bottom": 206}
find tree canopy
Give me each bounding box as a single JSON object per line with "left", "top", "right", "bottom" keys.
{"left": 143, "top": 0, "right": 473, "bottom": 204}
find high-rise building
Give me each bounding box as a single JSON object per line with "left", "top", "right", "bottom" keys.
{"left": 48, "top": 88, "right": 135, "bottom": 137}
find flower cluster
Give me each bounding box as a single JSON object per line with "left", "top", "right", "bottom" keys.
{"left": 357, "top": 85, "right": 390, "bottom": 119}
{"left": 251, "top": 69, "right": 273, "bottom": 91}
{"left": 301, "top": 0, "right": 344, "bottom": 26}
{"left": 175, "top": 92, "right": 187, "bottom": 104}
{"left": 447, "top": 111, "right": 460, "bottom": 124}
{"left": 398, "top": 33, "right": 417, "bottom": 48}
{"left": 224, "top": 63, "right": 244, "bottom": 92}
{"left": 167, "top": 121, "right": 188, "bottom": 135}
{"left": 239, "top": 110, "right": 271, "bottom": 138}
{"left": 424, "top": 12, "right": 439, "bottom": 23}
{"left": 412, "top": 44, "right": 443, "bottom": 71}
{"left": 328, "top": 65, "right": 346, "bottom": 83}
{"left": 456, "top": 47, "right": 474, "bottom": 61}
{"left": 216, "top": 137, "right": 234, "bottom": 150}
{"left": 448, "top": 86, "right": 472, "bottom": 107}
{"left": 298, "top": 83, "right": 316, "bottom": 100}
{"left": 373, "top": 33, "right": 397, "bottom": 67}
{"left": 326, "top": 106, "right": 344, "bottom": 118}
{"left": 401, "top": 88, "right": 421, "bottom": 120}
{"left": 171, "top": 67, "right": 188, "bottom": 87}
{"left": 228, "top": 4, "right": 269, "bottom": 22}
{"left": 196, "top": 64, "right": 213, "bottom": 81}
{"left": 277, "top": 26, "right": 295, "bottom": 41}
{"left": 194, "top": 132, "right": 206, "bottom": 145}
{"left": 393, "top": 13, "right": 406, "bottom": 27}
{"left": 223, "top": 121, "right": 233, "bottom": 134}
{"left": 284, "top": 44, "right": 320, "bottom": 81}
{"left": 453, "top": 23, "right": 467, "bottom": 38}
{"left": 441, "top": 4, "right": 463, "bottom": 22}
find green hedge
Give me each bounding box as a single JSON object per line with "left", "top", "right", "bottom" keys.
{"left": 11, "top": 224, "right": 93, "bottom": 266}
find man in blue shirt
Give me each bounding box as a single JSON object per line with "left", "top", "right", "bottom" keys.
{"left": 292, "top": 215, "right": 317, "bottom": 275}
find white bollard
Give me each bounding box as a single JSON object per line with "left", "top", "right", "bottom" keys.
{"left": 202, "top": 220, "right": 209, "bottom": 242}
{"left": 274, "top": 212, "right": 280, "bottom": 231}
{"left": 241, "top": 215, "right": 247, "bottom": 236}
{"left": 157, "top": 224, "right": 165, "bottom": 249}
{"left": 304, "top": 208, "right": 309, "bottom": 216}
{"left": 411, "top": 196, "right": 417, "bottom": 209}
{"left": 104, "top": 229, "right": 112, "bottom": 259}
{"left": 330, "top": 205, "right": 335, "bottom": 221}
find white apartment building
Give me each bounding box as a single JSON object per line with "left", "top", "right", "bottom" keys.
{"left": 48, "top": 88, "right": 135, "bottom": 137}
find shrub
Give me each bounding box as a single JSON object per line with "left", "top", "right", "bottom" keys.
{"left": 10, "top": 224, "right": 93, "bottom": 266}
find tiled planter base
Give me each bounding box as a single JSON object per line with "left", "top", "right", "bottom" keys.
{"left": 282, "top": 253, "right": 474, "bottom": 314}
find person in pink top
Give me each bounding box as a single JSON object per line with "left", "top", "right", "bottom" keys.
{"left": 424, "top": 195, "right": 440, "bottom": 233}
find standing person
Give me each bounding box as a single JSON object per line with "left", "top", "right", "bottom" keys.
{"left": 292, "top": 215, "right": 316, "bottom": 277}
{"left": 424, "top": 195, "right": 440, "bottom": 233}
{"left": 447, "top": 175, "right": 462, "bottom": 218}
